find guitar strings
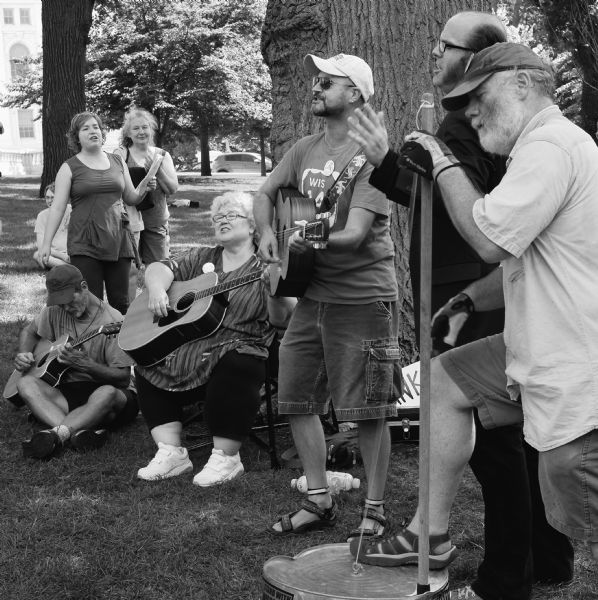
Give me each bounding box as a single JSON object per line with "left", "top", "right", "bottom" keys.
{"left": 274, "top": 223, "right": 320, "bottom": 241}
{"left": 191, "top": 270, "right": 264, "bottom": 301}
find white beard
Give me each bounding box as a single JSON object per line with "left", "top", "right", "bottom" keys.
{"left": 478, "top": 94, "right": 527, "bottom": 156}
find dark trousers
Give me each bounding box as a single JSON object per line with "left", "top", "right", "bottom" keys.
{"left": 70, "top": 255, "right": 131, "bottom": 315}
{"left": 135, "top": 350, "right": 266, "bottom": 442}
{"left": 420, "top": 282, "right": 573, "bottom": 600}
{"left": 470, "top": 417, "right": 573, "bottom": 600}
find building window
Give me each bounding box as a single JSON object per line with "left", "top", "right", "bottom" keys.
{"left": 3, "top": 8, "right": 14, "bottom": 24}
{"left": 18, "top": 109, "right": 35, "bottom": 138}
{"left": 9, "top": 43, "right": 30, "bottom": 79}
{"left": 20, "top": 8, "right": 31, "bottom": 25}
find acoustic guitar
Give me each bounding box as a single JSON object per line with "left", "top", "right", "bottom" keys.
{"left": 2, "top": 322, "right": 122, "bottom": 407}
{"left": 268, "top": 187, "right": 329, "bottom": 297}
{"left": 118, "top": 269, "right": 263, "bottom": 367}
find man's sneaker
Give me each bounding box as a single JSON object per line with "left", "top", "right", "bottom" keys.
{"left": 450, "top": 586, "right": 484, "bottom": 599}
{"left": 137, "top": 442, "right": 193, "bottom": 481}
{"left": 70, "top": 429, "right": 108, "bottom": 452}
{"left": 22, "top": 429, "right": 61, "bottom": 459}
{"left": 192, "top": 448, "right": 244, "bottom": 487}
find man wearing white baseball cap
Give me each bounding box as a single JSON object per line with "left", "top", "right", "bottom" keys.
{"left": 303, "top": 53, "right": 375, "bottom": 104}
{"left": 254, "top": 54, "right": 400, "bottom": 538}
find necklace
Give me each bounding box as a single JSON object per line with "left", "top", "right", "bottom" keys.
{"left": 70, "top": 301, "right": 103, "bottom": 340}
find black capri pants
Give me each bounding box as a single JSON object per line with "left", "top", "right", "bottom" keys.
{"left": 135, "top": 350, "right": 266, "bottom": 442}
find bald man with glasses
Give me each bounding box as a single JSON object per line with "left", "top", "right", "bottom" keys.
{"left": 348, "top": 11, "right": 573, "bottom": 600}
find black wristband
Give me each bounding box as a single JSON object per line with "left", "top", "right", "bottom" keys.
{"left": 454, "top": 292, "right": 475, "bottom": 313}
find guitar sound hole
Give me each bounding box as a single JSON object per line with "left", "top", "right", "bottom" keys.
{"left": 37, "top": 353, "right": 50, "bottom": 368}
{"left": 154, "top": 295, "right": 192, "bottom": 327}
{"left": 175, "top": 293, "right": 195, "bottom": 312}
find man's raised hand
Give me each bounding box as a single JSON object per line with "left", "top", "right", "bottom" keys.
{"left": 347, "top": 104, "right": 389, "bottom": 168}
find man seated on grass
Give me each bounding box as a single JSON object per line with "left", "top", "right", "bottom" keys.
{"left": 14, "top": 264, "right": 138, "bottom": 459}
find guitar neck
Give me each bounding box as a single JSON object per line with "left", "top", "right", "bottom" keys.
{"left": 196, "top": 270, "right": 263, "bottom": 300}
{"left": 70, "top": 323, "right": 121, "bottom": 350}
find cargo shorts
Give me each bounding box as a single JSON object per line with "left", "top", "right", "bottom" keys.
{"left": 277, "top": 297, "right": 400, "bottom": 421}
{"left": 440, "top": 333, "right": 598, "bottom": 541}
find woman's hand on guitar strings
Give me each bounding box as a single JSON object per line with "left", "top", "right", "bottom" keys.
{"left": 147, "top": 288, "right": 171, "bottom": 317}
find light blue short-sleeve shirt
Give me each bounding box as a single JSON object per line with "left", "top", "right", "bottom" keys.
{"left": 473, "top": 106, "right": 598, "bottom": 451}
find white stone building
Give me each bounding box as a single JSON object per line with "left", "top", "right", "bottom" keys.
{"left": 0, "top": 0, "right": 42, "bottom": 177}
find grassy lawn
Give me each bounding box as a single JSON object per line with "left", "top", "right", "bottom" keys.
{"left": 0, "top": 177, "right": 595, "bottom": 599}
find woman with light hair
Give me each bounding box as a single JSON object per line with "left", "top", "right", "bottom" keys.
{"left": 114, "top": 107, "right": 178, "bottom": 265}
{"left": 40, "top": 112, "right": 157, "bottom": 314}
{"left": 135, "top": 191, "right": 296, "bottom": 487}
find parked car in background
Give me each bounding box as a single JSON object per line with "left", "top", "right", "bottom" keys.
{"left": 212, "top": 152, "right": 272, "bottom": 174}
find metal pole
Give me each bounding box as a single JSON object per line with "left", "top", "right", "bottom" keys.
{"left": 417, "top": 91, "right": 436, "bottom": 595}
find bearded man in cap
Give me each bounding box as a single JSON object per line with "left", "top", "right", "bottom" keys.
{"left": 349, "top": 13, "right": 573, "bottom": 599}
{"left": 15, "top": 264, "right": 137, "bottom": 459}
{"left": 350, "top": 42, "right": 598, "bottom": 573}
{"left": 254, "top": 54, "right": 400, "bottom": 537}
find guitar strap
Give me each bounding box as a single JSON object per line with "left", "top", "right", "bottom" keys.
{"left": 318, "top": 148, "right": 368, "bottom": 215}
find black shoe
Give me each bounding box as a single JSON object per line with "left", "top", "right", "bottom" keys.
{"left": 22, "top": 429, "right": 61, "bottom": 459}
{"left": 70, "top": 429, "right": 108, "bottom": 452}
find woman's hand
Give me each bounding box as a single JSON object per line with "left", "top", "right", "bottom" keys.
{"left": 147, "top": 177, "right": 158, "bottom": 191}
{"left": 147, "top": 287, "right": 171, "bottom": 317}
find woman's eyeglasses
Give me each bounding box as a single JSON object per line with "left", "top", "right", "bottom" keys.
{"left": 212, "top": 212, "right": 248, "bottom": 224}
{"left": 312, "top": 76, "right": 355, "bottom": 91}
{"left": 437, "top": 39, "right": 474, "bottom": 55}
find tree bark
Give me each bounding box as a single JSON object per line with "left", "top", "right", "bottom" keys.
{"left": 262, "top": 0, "right": 492, "bottom": 360}
{"left": 41, "top": 0, "right": 95, "bottom": 195}
{"left": 199, "top": 121, "right": 212, "bottom": 176}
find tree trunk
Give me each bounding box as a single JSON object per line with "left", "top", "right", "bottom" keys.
{"left": 259, "top": 130, "right": 267, "bottom": 176}
{"left": 199, "top": 122, "right": 211, "bottom": 176}
{"left": 262, "top": 0, "right": 492, "bottom": 360}
{"left": 40, "top": 0, "right": 95, "bottom": 195}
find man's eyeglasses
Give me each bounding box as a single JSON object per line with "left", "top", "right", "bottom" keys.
{"left": 312, "top": 76, "right": 355, "bottom": 91}
{"left": 437, "top": 39, "right": 474, "bottom": 55}
{"left": 212, "top": 212, "right": 248, "bottom": 224}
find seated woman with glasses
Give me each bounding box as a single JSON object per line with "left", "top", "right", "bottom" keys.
{"left": 135, "top": 191, "right": 296, "bottom": 486}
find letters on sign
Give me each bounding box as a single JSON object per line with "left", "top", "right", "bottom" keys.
{"left": 398, "top": 361, "right": 420, "bottom": 408}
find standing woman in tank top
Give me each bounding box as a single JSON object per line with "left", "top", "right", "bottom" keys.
{"left": 40, "top": 112, "right": 158, "bottom": 315}
{"left": 113, "top": 107, "right": 178, "bottom": 266}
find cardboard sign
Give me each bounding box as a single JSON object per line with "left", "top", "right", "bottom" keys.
{"left": 398, "top": 361, "right": 420, "bottom": 409}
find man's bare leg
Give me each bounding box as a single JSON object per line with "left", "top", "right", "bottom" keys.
{"left": 271, "top": 414, "right": 330, "bottom": 532}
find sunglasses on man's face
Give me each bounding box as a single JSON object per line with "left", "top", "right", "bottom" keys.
{"left": 312, "top": 76, "right": 355, "bottom": 91}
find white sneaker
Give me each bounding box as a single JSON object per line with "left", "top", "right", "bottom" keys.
{"left": 192, "top": 448, "right": 244, "bottom": 487}
{"left": 137, "top": 442, "right": 193, "bottom": 481}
